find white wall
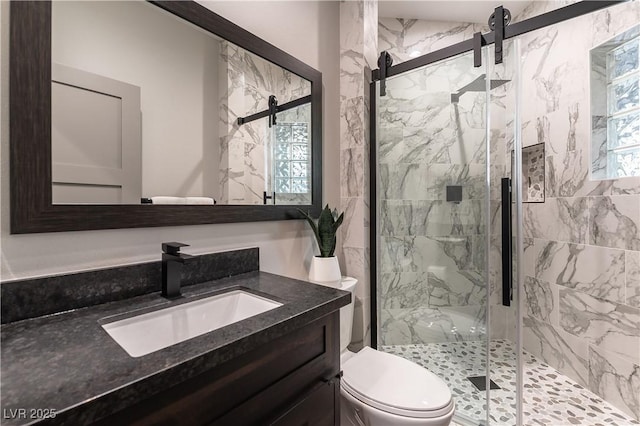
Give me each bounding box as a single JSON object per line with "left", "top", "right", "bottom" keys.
{"left": 0, "top": 0, "right": 341, "bottom": 281}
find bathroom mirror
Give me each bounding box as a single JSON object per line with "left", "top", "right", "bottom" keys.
{"left": 10, "top": 1, "right": 322, "bottom": 233}
{"left": 51, "top": 1, "right": 313, "bottom": 206}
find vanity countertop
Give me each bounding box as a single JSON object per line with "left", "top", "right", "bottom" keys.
{"left": 0, "top": 271, "right": 350, "bottom": 425}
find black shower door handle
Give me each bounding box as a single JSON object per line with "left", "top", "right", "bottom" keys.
{"left": 501, "top": 177, "right": 512, "bottom": 307}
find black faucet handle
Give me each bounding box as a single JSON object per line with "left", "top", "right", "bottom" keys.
{"left": 162, "top": 242, "right": 189, "bottom": 255}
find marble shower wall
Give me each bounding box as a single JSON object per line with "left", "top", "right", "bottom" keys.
{"left": 379, "top": 18, "right": 486, "bottom": 65}
{"left": 218, "top": 42, "right": 311, "bottom": 204}
{"left": 377, "top": 18, "right": 494, "bottom": 347}
{"left": 339, "top": 0, "right": 377, "bottom": 349}
{"left": 514, "top": 1, "right": 640, "bottom": 420}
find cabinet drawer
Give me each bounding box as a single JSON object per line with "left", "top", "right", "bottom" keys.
{"left": 94, "top": 311, "right": 340, "bottom": 425}
{"left": 270, "top": 378, "right": 339, "bottom": 426}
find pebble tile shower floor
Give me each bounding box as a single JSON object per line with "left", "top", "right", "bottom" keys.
{"left": 382, "top": 340, "right": 639, "bottom": 426}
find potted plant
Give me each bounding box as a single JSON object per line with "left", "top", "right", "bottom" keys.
{"left": 298, "top": 205, "right": 344, "bottom": 283}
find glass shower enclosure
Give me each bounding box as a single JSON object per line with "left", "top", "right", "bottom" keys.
{"left": 372, "top": 2, "right": 640, "bottom": 425}
{"left": 373, "top": 43, "right": 522, "bottom": 426}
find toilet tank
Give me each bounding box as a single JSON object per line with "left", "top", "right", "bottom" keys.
{"left": 309, "top": 277, "right": 358, "bottom": 353}
{"left": 338, "top": 278, "right": 358, "bottom": 353}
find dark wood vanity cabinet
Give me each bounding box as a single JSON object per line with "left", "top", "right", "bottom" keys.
{"left": 94, "top": 311, "right": 341, "bottom": 426}
{"left": 270, "top": 378, "right": 339, "bottom": 426}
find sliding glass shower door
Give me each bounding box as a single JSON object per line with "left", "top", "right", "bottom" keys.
{"left": 375, "top": 48, "right": 491, "bottom": 426}
{"left": 374, "top": 43, "right": 523, "bottom": 426}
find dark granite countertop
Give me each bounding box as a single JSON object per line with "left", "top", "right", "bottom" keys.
{"left": 1, "top": 271, "right": 350, "bottom": 425}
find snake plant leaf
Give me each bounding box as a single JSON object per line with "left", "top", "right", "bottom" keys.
{"left": 297, "top": 208, "right": 320, "bottom": 246}
{"left": 333, "top": 212, "right": 344, "bottom": 232}
{"left": 298, "top": 205, "right": 345, "bottom": 258}
{"left": 327, "top": 212, "right": 344, "bottom": 256}
{"left": 317, "top": 205, "right": 335, "bottom": 257}
{"left": 329, "top": 236, "right": 337, "bottom": 256}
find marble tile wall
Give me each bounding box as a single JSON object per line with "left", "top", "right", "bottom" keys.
{"left": 376, "top": 18, "right": 493, "bottom": 347}
{"left": 515, "top": 1, "right": 640, "bottom": 420}
{"left": 340, "top": 0, "right": 377, "bottom": 349}
{"left": 219, "top": 42, "right": 311, "bottom": 204}
{"left": 378, "top": 18, "right": 486, "bottom": 65}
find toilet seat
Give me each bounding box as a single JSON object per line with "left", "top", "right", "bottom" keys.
{"left": 341, "top": 347, "right": 454, "bottom": 419}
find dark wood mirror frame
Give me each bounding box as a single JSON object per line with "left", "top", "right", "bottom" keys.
{"left": 10, "top": 1, "right": 322, "bottom": 234}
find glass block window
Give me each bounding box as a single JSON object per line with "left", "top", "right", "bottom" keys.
{"left": 274, "top": 123, "right": 310, "bottom": 193}
{"left": 605, "top": 35, "right": 640, "bottom": 178}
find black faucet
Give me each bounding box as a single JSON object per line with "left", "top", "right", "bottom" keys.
{"left": 161, "top": 242, "right": 196, "bottom": 299}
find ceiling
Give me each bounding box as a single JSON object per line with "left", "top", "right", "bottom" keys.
{"left": 378, "top": 1, "right": 531, "bottom": 24}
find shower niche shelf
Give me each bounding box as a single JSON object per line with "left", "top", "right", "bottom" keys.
{"left": 513, "top": 143, "right": 545, "bottom": 203}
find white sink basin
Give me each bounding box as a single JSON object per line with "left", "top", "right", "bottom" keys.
{"left": 102, "top": 290, "right": 282, "bottom": 357}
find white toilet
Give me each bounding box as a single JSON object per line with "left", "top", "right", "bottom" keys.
{"left": 334, "top": 277, "right": 455, "bottom": 426}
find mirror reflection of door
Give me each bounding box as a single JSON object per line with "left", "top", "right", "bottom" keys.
{"left": 51, "top": 64, "right": 142, "bottom": 204}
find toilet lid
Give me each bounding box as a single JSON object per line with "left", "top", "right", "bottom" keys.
{"left": 342, "top": 347, "right": 454, "bottom": 419}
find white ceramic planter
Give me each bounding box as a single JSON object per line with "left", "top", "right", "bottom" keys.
{"left": 309, "top": 256, "right": 341, "bottom": 284}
